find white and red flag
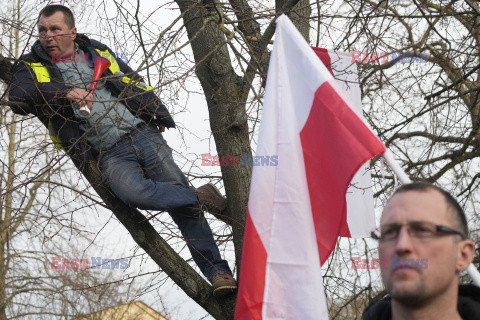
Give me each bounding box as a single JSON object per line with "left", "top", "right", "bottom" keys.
{"left": 312, "top": 47, "right": 380, "bottom": 239}
{"left": 234, "top": 15, "right": 385, "bottom": 320}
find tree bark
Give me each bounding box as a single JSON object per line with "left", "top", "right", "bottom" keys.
{"left": 276, "top": 0, "right": 311, "bottom": 41}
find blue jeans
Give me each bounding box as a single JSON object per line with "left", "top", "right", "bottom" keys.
{"left": 99, "top": 124, "right": 231, "bottom": 281}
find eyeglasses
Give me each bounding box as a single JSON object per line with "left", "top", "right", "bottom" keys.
{"left": 371, "top": 221, "right": 466, "bottom": 242}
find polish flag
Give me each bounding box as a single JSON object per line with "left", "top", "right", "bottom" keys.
{"left": 234, "top": 15, "right": 385, "bottom": 320}
{"left": 311, "top": 47, "right": 380, "bottom": 239}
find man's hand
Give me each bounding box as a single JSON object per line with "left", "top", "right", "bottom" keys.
{"left": 66, "top": 88, "right": 94, "bottom": 111}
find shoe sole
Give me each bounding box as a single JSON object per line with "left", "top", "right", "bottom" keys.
{"left": 213, "top": 285, "right": 238, "bottom": 298}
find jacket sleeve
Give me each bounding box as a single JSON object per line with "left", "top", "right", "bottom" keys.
{"left": 8, "top": 60, "right": 73, "bottom": 115}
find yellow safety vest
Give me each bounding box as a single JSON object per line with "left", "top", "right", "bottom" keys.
{"left": 23, "top": 49, "right": 154, "bottom": 150}
{"left": 94, "top": 49, "right": 155, "bottom": 92}
{"left": 23, "top": 60, "right": 64, "bottom": 150}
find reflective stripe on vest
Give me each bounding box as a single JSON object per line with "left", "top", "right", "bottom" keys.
{"left": 23, "top": 61, "right": 51, "bottom": 82}
{"left": 94, "top": 49, "right": 155, "bottom": 92}
{"left": 22, "top": 61, "right": 64, "bottom": 150}
{"left": 47, "top": 124, "right": 65, "bottom": 152}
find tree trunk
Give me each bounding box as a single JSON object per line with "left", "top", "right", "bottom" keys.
{"left": 174, "top": 0, "right": 253, "bottom": 281}
{"left": 276, "top": 0, "right": 311, "bottom": 41}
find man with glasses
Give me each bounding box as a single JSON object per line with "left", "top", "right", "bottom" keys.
{"left": 8, "top": 4, "right": 236, "bottom": 297}
{"left": 363, "top": 182, "right": 480, "bottom": 320}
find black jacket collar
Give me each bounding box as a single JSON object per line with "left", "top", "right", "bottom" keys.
{"left": 362, "top": 284, "right": 480, "bottom": 320}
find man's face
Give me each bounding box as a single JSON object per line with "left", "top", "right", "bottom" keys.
{"left": 379, "top": 189, "right": 471, "bottom": 306}
{"left": 38, "top": 11, "right": 76, "bottom": 57}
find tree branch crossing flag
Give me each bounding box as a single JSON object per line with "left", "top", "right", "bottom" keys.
{"left": 235, "top": 15, "right": 386, "bottom": 319}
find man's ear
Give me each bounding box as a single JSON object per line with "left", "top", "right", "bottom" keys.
{"left": 456, "top": 239, "right": 475, "bottom": 272}
{"left": 71, "top": 27, "right": 77, "bottom": 39}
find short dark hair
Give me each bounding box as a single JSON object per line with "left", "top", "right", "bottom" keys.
{"left": 38, "top": 5, "right": 75, "bottom": 28}
{"left": 391, "top": 182, "right": 468, "bottom": 238}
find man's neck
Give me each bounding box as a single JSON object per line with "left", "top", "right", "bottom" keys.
{"left": 391, "top": 286, "right": 462, "bottom": 320}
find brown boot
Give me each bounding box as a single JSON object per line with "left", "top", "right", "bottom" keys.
{"left": 212, "top": 271, "right": 237, "bottom": 298}
{"left": 196, "top": 183, "right": 227, "bottom": 216}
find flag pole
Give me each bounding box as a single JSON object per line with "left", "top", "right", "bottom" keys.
{"left": 381, "top": 149, "right": 480, "bottom": 287}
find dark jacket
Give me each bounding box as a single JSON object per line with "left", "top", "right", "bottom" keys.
{"left": 8, "top": 34, "right": 175, "bottom": 168}
{"left": 362, "top": 284, "right": 480, "bottom": 320}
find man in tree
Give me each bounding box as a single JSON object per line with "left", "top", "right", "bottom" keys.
{"left": 363, "top": 182, "right": 480, "bottom": 319}
{"left": 8, "top": 4, "right": 236, "bottom": 297}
